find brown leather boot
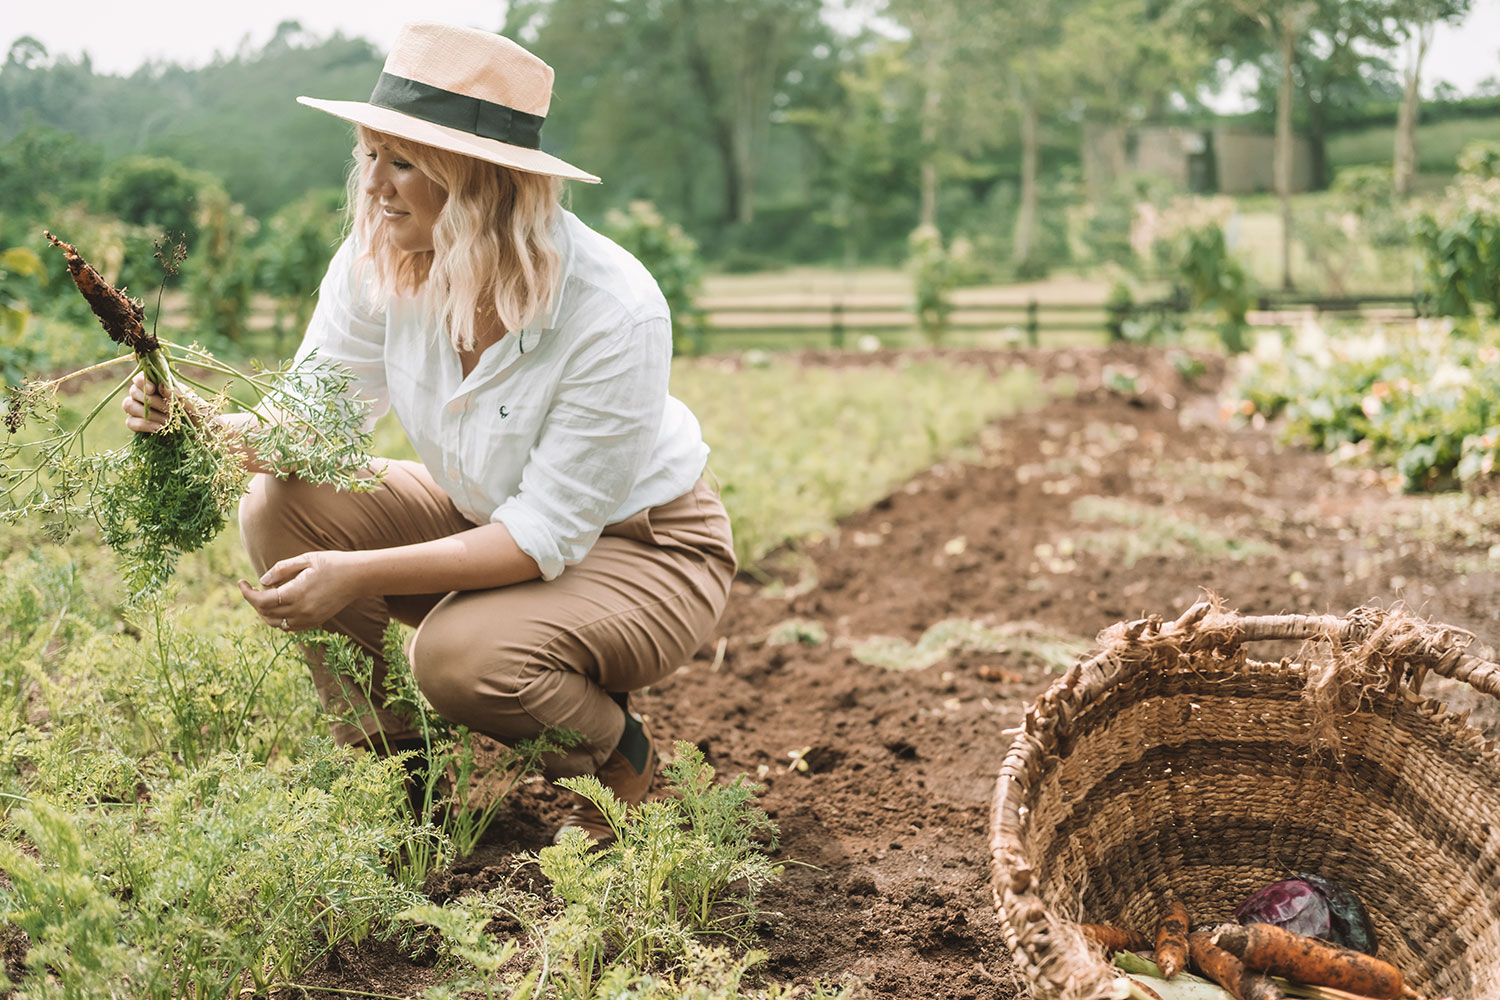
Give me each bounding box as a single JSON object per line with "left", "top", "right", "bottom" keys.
{"left": 553, "top": 715, "right": 656, "bottom": 846}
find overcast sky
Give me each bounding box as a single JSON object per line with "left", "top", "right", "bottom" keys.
{"left": 4, "top": 0, "right": 1499, "bottom": 99}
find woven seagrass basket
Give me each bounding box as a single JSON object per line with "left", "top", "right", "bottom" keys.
{"left": 990, "top": 601, "right": 1500, "bottom": 1000}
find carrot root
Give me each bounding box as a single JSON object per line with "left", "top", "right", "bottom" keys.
{"left": 43, "top": 231, "right": 154, "bottom": 353}
{"left": 1210, "top": 923, "right": 1403, "bottom": 1000}
{"left": 1080, "top": 922, "right": 1151, "bottom": 954}
{"left": 1154, "top": 899, "right": 1191, "bottom": 979}
{"left": 1190, "top": 930, "right": 1284, "bottom": 1000}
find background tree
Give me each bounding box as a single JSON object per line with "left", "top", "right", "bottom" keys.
{"left": 1179, "top": 0, "right": 1330, "bottom": 289}
{"left": 1061, "top": 0, "right": 1213, "bottom": 201}
{"left": 883, "top": 0, "right": 1010, "bottom": 247}
{"left": 782, "top": 38, "right": 921, "bottom": 268}
{"left": 1244, "top": 1, "right": 1398, "bottom": 190}
{"left": 1387, "top": 0, "right": 1474, "bottom": 196}
{"left": 97, "top": 155, "right": 216, "bottom": 250}
{"left": 529, "top": 0, "right": 830, "bottom": 238}
{"left": 0, "top": 124, "right": 105, "bottom": 223}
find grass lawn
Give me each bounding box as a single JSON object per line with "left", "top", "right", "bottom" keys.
{"left": 1328, "top": 114, "right": 1500, "bottom": 174}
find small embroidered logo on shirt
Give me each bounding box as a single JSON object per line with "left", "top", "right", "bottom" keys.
{"left": 498, "top": 406, "right": 509, "bottom": 419}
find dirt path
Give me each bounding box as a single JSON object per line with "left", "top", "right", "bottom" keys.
{"left": 646, "top": 346, "right": 1500, "bottom": 998}
{"left": 312, "top": 346, "right": 1500, "bottom": 998}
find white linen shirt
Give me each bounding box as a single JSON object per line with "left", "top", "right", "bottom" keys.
{"left": 293, "top": 209, "right": 710, "bottom": 581}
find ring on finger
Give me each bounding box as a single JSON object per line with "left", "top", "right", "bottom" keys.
{"left": 281, "top": 618, "right": 290, "bottom": 630}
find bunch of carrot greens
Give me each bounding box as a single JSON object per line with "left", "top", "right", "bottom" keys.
{"left": 0, "top": 233, "right": 378, "bottom": 594}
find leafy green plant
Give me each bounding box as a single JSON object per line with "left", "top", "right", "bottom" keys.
{"left": 0, "top": 235, "right": 378, "bottom": 593}
{"left": 30, "top": 600, "right": 318, "bottom": 774}
{"left": 1413, "top": 143, "right": 1500, "bottom": 319}
{"left": 407, "top": 742, "right": 784, "bottom": 1000}
{"left": 907, "top": 225, "right": 962, "bottom": 346}
{"left": 1171, "top": 222, "right": 1252, "bottom": 353}
{"left": 1233, "top": 320, "right": 1500, "bottom": 492}
{"left": 550, "top": 743, "right": 779, "bottom": 948}
{"left": 0, "top": 741, "right": 432, "bottom": 999}
{"left": 317, "top": 622, "right": 576, "bottom": 863}
{"left": 0, "top": 801, "right": 143, "bottom": 998}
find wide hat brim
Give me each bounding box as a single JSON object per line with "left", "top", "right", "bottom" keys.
{"left": 297, "top": 96, "right": 601, "bottom": 184}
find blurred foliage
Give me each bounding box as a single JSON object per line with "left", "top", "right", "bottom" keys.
{"left": 1234, "top": 319, "right": 1500, "bottom": 491}
{"left": 1455, "top": 140, "right": 1500, "bottom": 180}
{"left": 98, "top": 155, "right": 216, "bottom": 249}
{"left": 602, "top": 200, "right": 707, "bottom": 356}
{"left": 1413, "top": 141, "right": 1500, "bottom": 318}
{"left": 907, "top": 225, "right": 972, "bottom": 345}
{"left": 0, "top": 124, "right": 105, "bottom": 224}
{"left": 256, "top": 187, "right": 344, "bottom": 350}
{"left": 0, "top": 4, "right": 1498, "bottom": 291}
{"left": 187, "top": 187, "right": 259, "bottom": 343}
{"left": 1171, "top": 222, "right": 1253, "bottom": 352}
{"left": 0, "top": 234, "right": 44, "bottom": 386}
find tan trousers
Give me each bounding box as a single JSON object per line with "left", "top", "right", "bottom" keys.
{"left": 238, "top": 462, "right": 736, "bottom": 777}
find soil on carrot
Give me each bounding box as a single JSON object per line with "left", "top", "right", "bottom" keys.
{"left": 302, "top": 344, "right": 1500, "bottom": 999}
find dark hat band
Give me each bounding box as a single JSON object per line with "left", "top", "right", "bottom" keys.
{"left": 368, "top": 72, "right": 544, "bottom": 150}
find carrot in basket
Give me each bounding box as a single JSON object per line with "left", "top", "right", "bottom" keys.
{"left": 1210, "top": 923, "right": 1403, "bottom": 1000}
{"left": 1080, "top": 923, "right": 1151, "bottom": 953}
{"left": 1154, "top": 899, "right": 1190, "bottom": 978}
{"left": 1190, "top": 930, "right": 1284, "bottom": 1000}
{"left": 43, "top": 230, "right": 155, "bottom": 353}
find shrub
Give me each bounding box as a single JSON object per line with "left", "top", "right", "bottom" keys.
{"left": 908, "top": 225, "right": 970, "bottom": 345}
{"left": 1414, "top": 142, "right": 1500, "bottom": 319}
{"left": 1233, "top": 320, "right": 1500, "bottom": 492}
{"left": 257, "top": 188, "right": 345, "bottom": 349}
{"left": 186, "top": 187, "right": 259, "bottom": 344}
{"left": 406, "top": 742, "right": 784, "bottom": 999}
{"left": 1171, "top": 222, "right": 1252, "bottom": 353}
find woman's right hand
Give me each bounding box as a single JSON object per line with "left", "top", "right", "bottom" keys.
{"left": 121, "top": 372, "right": 189, "bottom": 434}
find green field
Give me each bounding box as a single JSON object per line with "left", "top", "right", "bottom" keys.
{"left": 1328, "top": 115, "right": 1500, "bottom": 176}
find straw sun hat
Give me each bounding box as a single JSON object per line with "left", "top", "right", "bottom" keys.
{"left": 297, "top": 21, "right": 600, "bottom": 184}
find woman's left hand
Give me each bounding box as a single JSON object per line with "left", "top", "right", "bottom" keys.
{"left": 238, "top": 551, "right": 363, "bottom": 632}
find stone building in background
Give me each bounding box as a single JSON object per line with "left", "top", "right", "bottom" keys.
{"left": 1082, "top": 123, "right": 1316, "bottom": 197}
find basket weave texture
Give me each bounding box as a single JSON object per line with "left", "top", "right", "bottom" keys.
{"left": 990, "top": 601, "right": 1500, "bottom": 1000}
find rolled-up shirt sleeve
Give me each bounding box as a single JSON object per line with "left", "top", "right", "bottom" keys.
{"left": 293, "top": 238, "right": 390, "bottom": 426}
{"left": 491, "top": 315, "right": 672, "bottom": 580}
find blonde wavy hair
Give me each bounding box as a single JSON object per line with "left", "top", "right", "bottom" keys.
{"left": 347, "top": 125, "right": 562, "bottom": 351}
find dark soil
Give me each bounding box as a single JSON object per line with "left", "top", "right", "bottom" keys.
{"left": 305, "top": 345, "right": 1500, "bottom": 998}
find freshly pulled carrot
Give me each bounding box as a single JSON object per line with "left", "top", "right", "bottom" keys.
{"left": 1080, "top": 922, "right": 1150, "bottom": 953}
{"left": 43, "top": 231, "right": 155, "bottom": 353}
{"left": 1211, "top": 923, "right": 1403, "bottom": 1000}
{"left": 1154, "top": 899, "right": 1190, "bottom": 978}
{"left": 1190, "top": 930, "right": 1284, "bottom": 1000}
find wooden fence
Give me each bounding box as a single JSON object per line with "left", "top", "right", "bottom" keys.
{"left": 691, "top": 291, "right": 1422, "bottom": 352}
